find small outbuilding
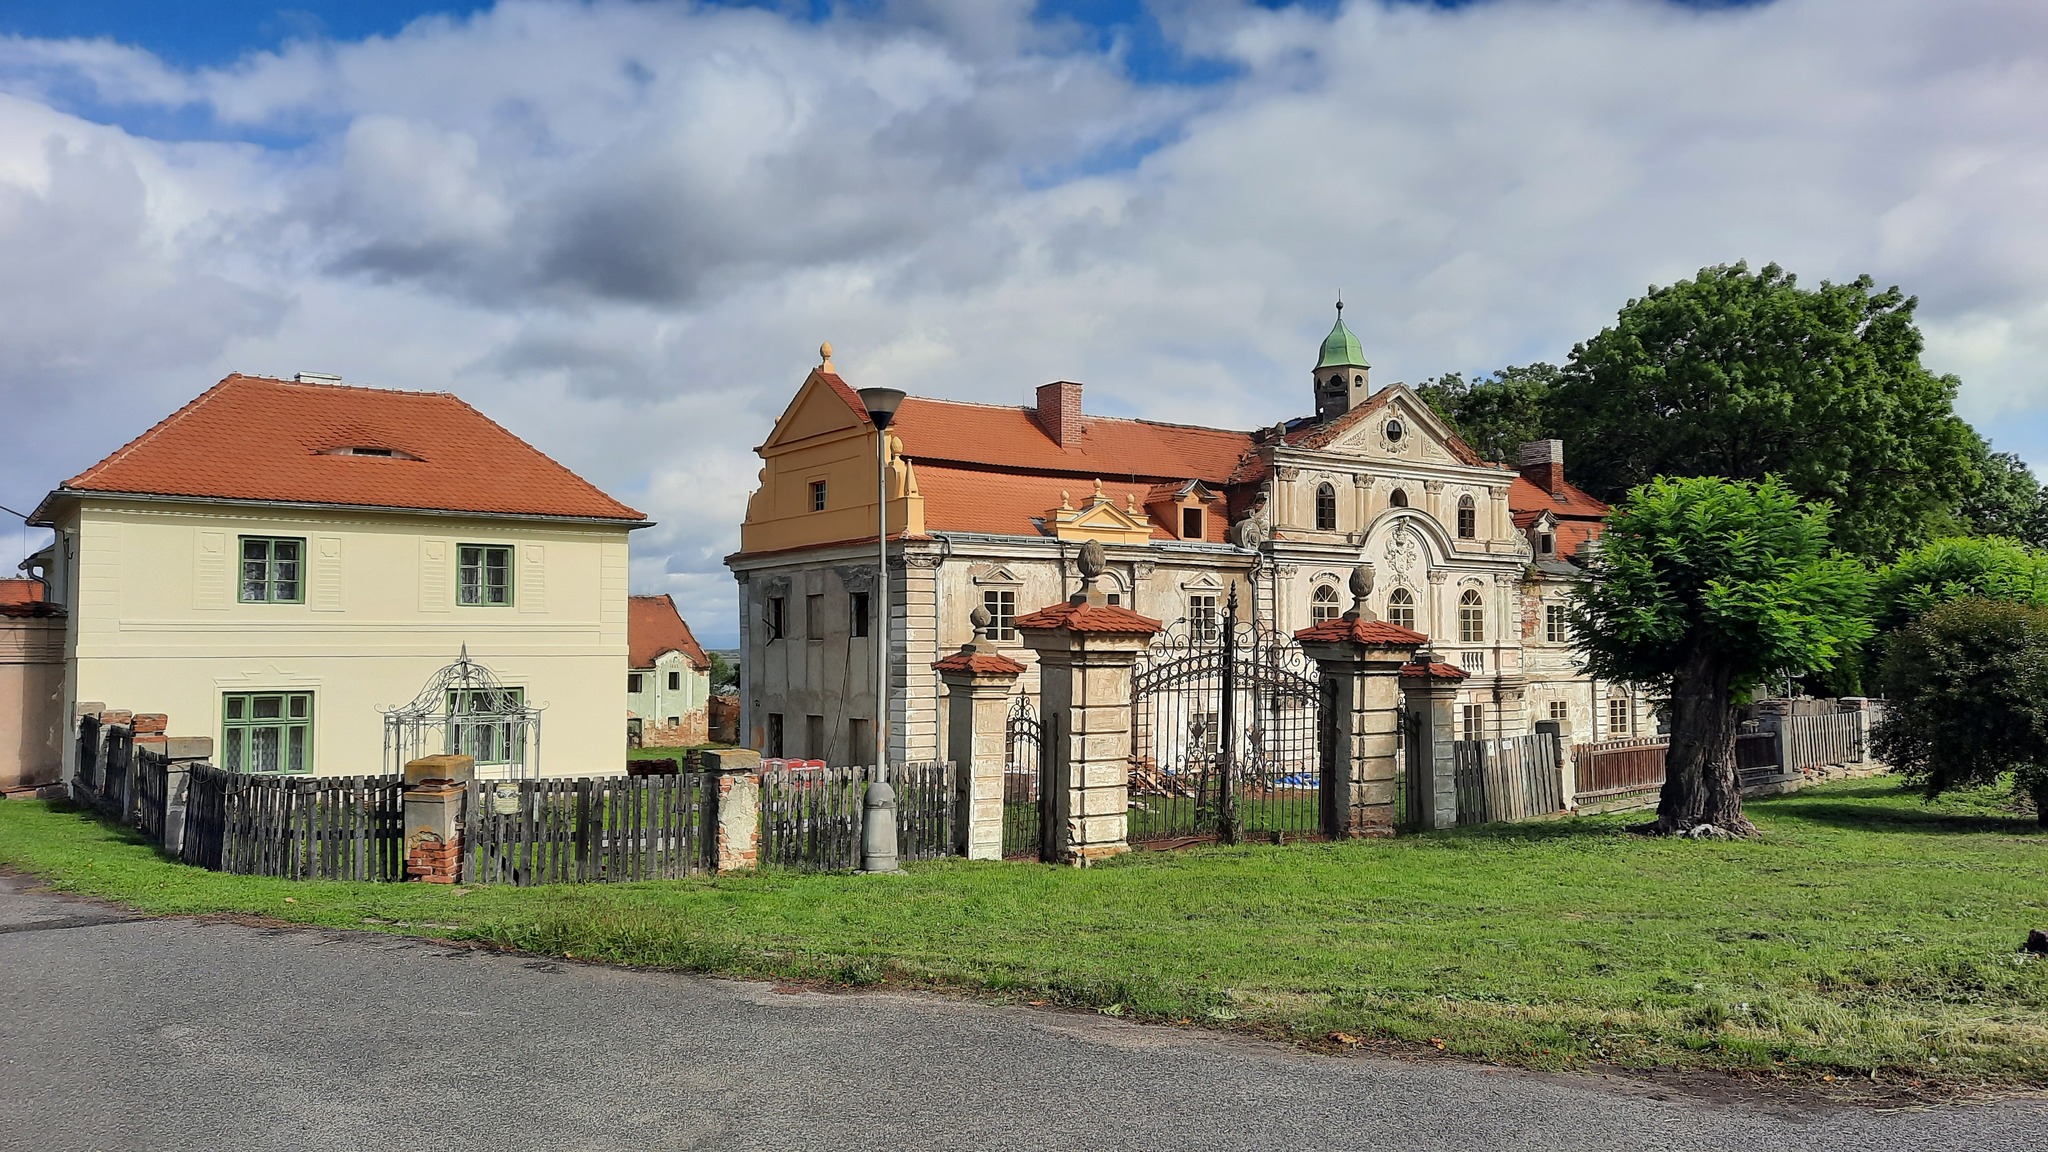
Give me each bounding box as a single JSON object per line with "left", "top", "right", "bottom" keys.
{"left": 627, "top": 594, "right": 712, "bottom": 747}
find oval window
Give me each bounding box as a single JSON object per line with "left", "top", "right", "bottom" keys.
{"left": 1385, "top": 419, "right": 1405, "bottom": 443}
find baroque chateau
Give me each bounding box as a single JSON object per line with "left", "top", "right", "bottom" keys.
{"left": 728, "top": 310, "right": 1647, "bottom": 766}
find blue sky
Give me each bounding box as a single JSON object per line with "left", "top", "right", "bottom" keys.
{"left": 0, "top": 0, "right": 2041, "bottom": 645}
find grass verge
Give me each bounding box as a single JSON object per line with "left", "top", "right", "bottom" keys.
{"left": 3, "top": 779, "right": 2044, "bottom": 1088}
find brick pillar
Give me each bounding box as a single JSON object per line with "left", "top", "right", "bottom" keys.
{"left": 1017, "top": 541, "right": 1161, "bottom": 867}
{"left": 935, "top": 605, "right": 1025, "bottom": 861}
{"left": 1296, "top": 566, "right": 1424, "bottom": 838}
{"left": 699, "top": 747, "right": 763, "bottom": 873}
{"left": 403, "top": 754, "right": 474, "bottom": 883}
{"left": 1401, "top": 660, "right": 1469, "bottom": 830}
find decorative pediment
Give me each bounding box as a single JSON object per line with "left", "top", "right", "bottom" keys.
{"left": 759, "top": 370, "right": 867, "bottom": 453}
{"left": 971, "top": 564, "right": 1023, "bottom": 586}
{"left": 1045, "top": 480, "right": 1154, "bottom": 545}
{"left": 1314, "top": 386, "right": 1468, "bottom": 465}
{"left": 1179, "top": 570, "right": 1226, "bottom": 592}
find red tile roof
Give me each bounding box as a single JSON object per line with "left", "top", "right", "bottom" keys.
{"left": 0, "top": 578, "right": 43, "bottom": 606}
{"left": 1400, "top": 660, "right": 1470, "bottom": 682}
{"left": 629, "top": 594, "right": 710, "bottom": 670}
{"left": 931, "top": 650, "right": 1027, "bottom": 676}
{"left": 46, "top": 375, "right": 645, "bottom": 523}
{"left": 916, "top": 464, "right": 1231, "bottom": 542}
{"left": 1507, "top": 475, "right": 1609, "bottom": 561}
{"left": 893, "top": 398, "right": 1255, "bottom": 484}
{"left": 1295, "top": 616, "right": 1428, "bottom": 647}
{"left": 1014, "top": 599, "right": 1163, "bottom": 635}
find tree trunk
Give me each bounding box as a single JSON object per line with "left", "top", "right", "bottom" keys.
{"left": 1646, "top": 651, "right": 1754, "bottom": 836}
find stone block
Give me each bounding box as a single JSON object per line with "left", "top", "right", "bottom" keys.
{"left": 73, "top": 701, "right": 106, "bottom": 720}
{"left": 1074, "top": 786, "right": 1129, "bottom": 818}
{"left": 404, "top": 753, "right": 475, "bottom": 786}
{"left": 1073, "top": 813, "right": 1127, "bottom": 846}
{"left": 96, "top": 709, "right": 134, "bottom": 727}
{"left": 697, "top": 747, "right": 763, "bottom": 774}
{"left": 157, "top": 736, "right": 213, "bottom": 761}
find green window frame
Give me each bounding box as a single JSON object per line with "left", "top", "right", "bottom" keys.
{"left": 448, "top": 687, "right": 526, "bottom": 765}
{"left": 457, "top": 544, "right": 514, "bottom": 607}
{"left": 222, "top": 692, "right": 313, "bottom": 774}
{"left": 239, "top": 537, "right": 305, "bottom": 603}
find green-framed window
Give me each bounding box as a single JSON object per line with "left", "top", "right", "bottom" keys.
{"left": 457, "top": 544, "right": 513, "bottom": 606}
{"left": 448, "top": 688, "right": 526, "bottom": 765}
{"left": 239, "top": 537, "right": 305, "bottom": 603}
{"left": 223, "top": 692, "right": 313, "bottom": 774}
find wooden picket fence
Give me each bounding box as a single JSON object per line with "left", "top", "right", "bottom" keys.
{"left": 181, "top": 764, "right": 406, "bottom": 880}
{"left": 1573, "top": 735, "right": 1667, "bottom": 802}
{"left": 1452, "top": 734, "right": 1566, "bottom": 825}
{"left": 465, "top": 773, "right": 710, "bottom": 886}
{"left": 1780, "top": 712, "right": 1865, "bottom": 772}
{"left": 758, "top": 761, "right": 957, "bottom": 871}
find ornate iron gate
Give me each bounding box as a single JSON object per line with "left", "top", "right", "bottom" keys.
{"left": 1129, "top": 585, "right": 1322, "bottom": 845}
{"left": 1003, "top": 695, "right": 1044, "bottom": 859}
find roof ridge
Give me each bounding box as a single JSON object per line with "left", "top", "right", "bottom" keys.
{"left": 66, "top": 376, "right": 241, "bottom": 490}
{"left": 907, "top": 394, "right": 1253, "bottom": 438}
{"left": 231, "top": 373, "right": 459, "bottom": 400}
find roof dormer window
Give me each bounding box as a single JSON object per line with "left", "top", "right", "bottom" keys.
{"left": 318, "top": 445, "right": 420, "bottom": 460}
{"left": 1181, "top": 507, "right": 1204, "bottom": 540}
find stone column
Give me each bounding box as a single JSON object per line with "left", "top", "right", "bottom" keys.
{"left": 1401, "top": 660, "right": 1469, "bottom": 829}
{"left": 1296, "top": 566, "right": 1424, "bottom": 838}
{"left": 1018, "top": 540, "right": 1162, "bottom": 867}
{"left": 934, "top": 605, "right": 1024, "bottom": 861}
{"left": 402, "top": 753, "right": 474, "bottom": 883}
{"left": 698, "top": 747, "right": 763, "bottom": 873}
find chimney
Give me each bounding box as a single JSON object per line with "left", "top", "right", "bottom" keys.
{"left": 1518, "top": 439, "right": 1567, "bottom": 496}
{"left": 1035, "top": 381, "right": 1083, "bottom": 449}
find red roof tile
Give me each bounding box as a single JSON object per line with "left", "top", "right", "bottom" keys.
{"left": 893, "top": 397, "right": 1255, "bottom": 484}
{"left": 630, "top": 594, "right": 710, "bottom": 670}
{"left": 1400, "top": 660, "right": 1470, "bottom": 682}
{"left": 1507, "top": 475, "right": 1608, "bottom": 521}
{"left": 916, "top": 465, "right": 1231, "bottom": 543}
{"left": 48, "top": 375, "right": 645, "bottom": 523}
{"left": 1014, "top": 599, "right": 1163, "bottom": 635}
{"left": 1294, "top": 616, "right": 1428, "bottom": 647}
{"left": 932, "top": 650, "right": 1027, "bottom": 676}
{"left": 0, "top": 579, "right": 43, "bottom": 606}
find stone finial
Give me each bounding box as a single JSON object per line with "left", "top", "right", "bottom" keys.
{"left": 1126, "top": 491, "right": 1138, "bottom": 515}
{"left": 820, "top": 341, "right": 835, "bottom": 371}
{"left": 1073, "top": 539, "right": 1109, "bottom": 606}
{"left": 970, "top": 603, "right": 995, "bottom": 652}
{"left": 1345, "top": 563, "right": 1380, "bottom": 622}
{"left": 1060, "top": 489, "right": 1072, "bottom": 510}
{"left": 1092, "top": 477, "right": 1105, "bottom": 503}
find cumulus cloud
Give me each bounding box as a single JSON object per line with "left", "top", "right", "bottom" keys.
{"left": 1, "top": 0, "right": 2044, "bottom": 645}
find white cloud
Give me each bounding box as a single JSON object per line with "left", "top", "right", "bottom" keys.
{"left": 1, "top": 0, "right": 2045, "bottom": 645}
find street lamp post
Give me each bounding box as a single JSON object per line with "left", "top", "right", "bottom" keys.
{"left": 857, "top": 384, "right": 906, "bottom": 776}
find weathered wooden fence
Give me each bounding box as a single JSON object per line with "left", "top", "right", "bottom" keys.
{"left": 758, "top": 761, "right": 957, "bottom": 871}
{"left": 1452, "top": 734, "right": 1566, "bottom": 825}
{"left": 1779, "top": 712, "right": 1865, "bottom": 772}
{"left": 1573, "top": 735, "right": 1667, "bottom": 804}
{"left": 466, "top": 773, "right": 709, "bottom": 886}
{"left": 180, "top": 765, "right": 406, "bottom": 880}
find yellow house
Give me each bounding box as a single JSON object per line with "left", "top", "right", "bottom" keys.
{"left": 29, "top": 373, "right": 648, "bottom": 780}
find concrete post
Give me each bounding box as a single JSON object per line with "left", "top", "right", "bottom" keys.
{"left": 698, "top": 747, "right": 763, "bottom": 873}
{"left": 862, "top": 778, "right": 900, "bottom": 873}
{"left": 1017, "top": 541, "right": 1161, "bottom": 867}
{"left": 1295, "top": 566, "right": 1425, "bottom": 838}
{"left": 402, "top": 754, "right": 474, "bottom": 883}
{"left": 1404, "top": 662, "right": 1470, "bottom": 829}
{"left": 934, "top": 604, "right": 1026, "bottom": 861}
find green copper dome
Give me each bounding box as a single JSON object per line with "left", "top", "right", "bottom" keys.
{"left": 1316, "top": 310, "right": 1368, "bottom": 370}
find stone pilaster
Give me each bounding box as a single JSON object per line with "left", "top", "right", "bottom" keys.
{"left": 935, "top": 608, "right": 1026, "bottom": 861}
{"left": 1017, "top": 542, "right": 1161, "bottom": 867}
{"left": 1400, "top": 660, "right": 1469, "bottom": 830}
{"left": 1296, "top": 566, "right": 1425, "bottom": 838}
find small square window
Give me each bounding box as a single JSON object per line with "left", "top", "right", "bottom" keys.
{"left": 238, "top": 537, "right": 304, "bottom": 603}
{"left": 1461, "top": 704, "right": 1485, "bottom": 742}
{"left": 1548, "top": 700, "right": 1569, "bottom": 724}
{"left": 457, "top": 544, "right": 513, "bottom": 606}
{"left": 222, "top": 690, "right": 314, "bottom": 774}
{"left": 667, "top": 670, "right": 680, "bottom": 691}
{"left": 809, "top": 480, "right": 827, "bottom": 512}
{"left": 628, "top": 673, "right": 644, "bottom": 693}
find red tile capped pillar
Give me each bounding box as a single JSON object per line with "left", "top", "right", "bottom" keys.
{"left": 1293, "top": 565, "right": 1425, "bottom": 838}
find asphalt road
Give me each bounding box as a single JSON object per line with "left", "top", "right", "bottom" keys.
{"left": 3, "top": 874, "right": 2042, "bottom": 1151}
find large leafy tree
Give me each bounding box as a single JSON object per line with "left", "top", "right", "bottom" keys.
{"left": 1870, "top": 536, "right": 2048, "bottom": 635}
{"left": 1414, "top": 363, "right": 1559, "bottom": 464}
{"left": 1572, "top": 476, "right": 1871, "bottom": 835}
{"left": 1545, "top": 262, "right": 1979, "bottom": 559}
{"left": 1954, "top": 435, "right": 2048, "bottom": 546}
{"left": 1873, "top": 598, "right": 2048, "bottom": 825}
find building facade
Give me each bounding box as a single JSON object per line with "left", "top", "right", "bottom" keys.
{"left": 30, "top": 373, "right": 647, "bottom": 780}
{"left": 627, "top": 594, "right": 713, "bottom": 746}
{"left": 727, "top": 320, "right": 1647, "bottom": 766}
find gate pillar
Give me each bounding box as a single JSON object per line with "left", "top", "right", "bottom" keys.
{"left": 934, "top": 605, "right": 1025, "bottom": 861}
{"left": 1400, "top": 659, "right": 1469, "bottom": 830}
{"left": 1295, "top": 566, "right": 1425, "bottom": 838}
{"left": 1018, "top": 541, "right": 1162, "bottom": 867}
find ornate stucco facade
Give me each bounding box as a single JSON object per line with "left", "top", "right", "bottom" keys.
{"left": 728, "top": 320, "right": 1648, "bottom": 766}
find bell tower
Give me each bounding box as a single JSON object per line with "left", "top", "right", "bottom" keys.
{"left": 1313, "top": 298, "right": 1371, "bottom": 419}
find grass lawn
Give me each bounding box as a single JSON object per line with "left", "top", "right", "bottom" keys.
{"left": 4, "top": 779, "right": 2044, "bottom": 1088}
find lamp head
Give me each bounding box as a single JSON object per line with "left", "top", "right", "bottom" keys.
{"left": 858, "top": 387, "right": 907, "bottom": 430}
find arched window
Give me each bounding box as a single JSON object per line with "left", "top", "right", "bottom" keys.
{"left": 1386, "top": 587, "right": 1416, "bottom": 631}
{"left": 1314, "top": 483, "right": 1337, "bottom": 531}
{"left": 1457, "top": 495, "right": 1476, "bottom": 540}
{"left": 1458, "top": 589, "right": 1485, "bottom": 643}
{"left": 1310, "top": 583, "right": 1341, "bottom": 624}
{"left": 1388, "top": 488, "right": 1409, "bottom": 509}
